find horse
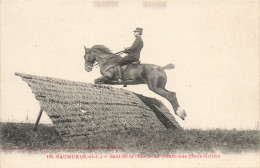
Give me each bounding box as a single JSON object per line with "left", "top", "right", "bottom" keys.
{"left": 83, "top": 45, "right": 186, "bottom": 120}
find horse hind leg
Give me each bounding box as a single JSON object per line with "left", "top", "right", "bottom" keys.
{"left": 147, "top": 75, "right": 186, "bottom": 120}
{"left": 167, "top": 91, "right": 186, "bottom": 120}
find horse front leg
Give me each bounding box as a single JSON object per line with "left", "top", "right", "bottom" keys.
{"left": 94, "top": 75, "right": 112, "bottom": 84}
{"left": 94, "top": 76, "right": 105, "bottom": 84}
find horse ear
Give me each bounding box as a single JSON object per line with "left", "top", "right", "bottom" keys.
{"left": 84, "top": 46, "right": 89, "bottom": 53}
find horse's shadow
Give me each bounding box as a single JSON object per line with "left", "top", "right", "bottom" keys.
{"left": 135, "top": 94, "right": 180, "bottom": 130}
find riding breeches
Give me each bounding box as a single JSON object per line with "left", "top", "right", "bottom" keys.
{"left": 117, "top": 55, "right": 139, "bottom": 66}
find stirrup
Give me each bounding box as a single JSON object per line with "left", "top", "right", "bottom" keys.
{"left": 118, "top": 78, "right": 123, "bottom": 83}
{"left": 117, "top": 78, "right": 127, "bottom": 87}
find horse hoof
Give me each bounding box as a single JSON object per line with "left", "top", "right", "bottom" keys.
{"left": 95, "top": 81, "right": 104, "bottom": 84}
{"left": 177, "top": 107, "right": 186, "bottom": 120}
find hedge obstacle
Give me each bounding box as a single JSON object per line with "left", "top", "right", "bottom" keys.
{"left": 15, "top": 73, "right": 182, "bottom": 139}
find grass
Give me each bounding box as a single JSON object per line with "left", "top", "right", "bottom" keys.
{"left": 0, "top": 122, "right": 259, "bottom": 154}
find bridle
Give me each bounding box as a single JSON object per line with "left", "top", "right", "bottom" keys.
{"left": 85, "top": 53, "right": 96, "bottom": 69}
{"left": 85, "top": 49, "right": 124, "bottom": 69}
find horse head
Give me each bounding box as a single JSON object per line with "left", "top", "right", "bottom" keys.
{"left": 84, "top": 45, "right": 113, "bottom": 72}
{"left": 84, "top": 46, "right": 96, "bottom": 72}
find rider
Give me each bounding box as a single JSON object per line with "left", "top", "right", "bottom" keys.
{"left": 117, "top": 27, "right": 144, "bottom": 82}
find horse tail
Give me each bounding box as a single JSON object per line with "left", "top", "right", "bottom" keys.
{"left": 162, "top": 63, "right": 175, "bottom": 70}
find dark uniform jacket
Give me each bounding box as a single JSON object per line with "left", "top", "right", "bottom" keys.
{"left": 124, "top": 36, "right": 143, "bottom": 60}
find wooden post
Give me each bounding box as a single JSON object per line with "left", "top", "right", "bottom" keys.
{"left": 33, "top": 108, "right": 43, "bottom": 132}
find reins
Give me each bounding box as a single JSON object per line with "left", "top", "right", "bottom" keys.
{"left": 93, "top": 50, "right": 124, "bottom": 68}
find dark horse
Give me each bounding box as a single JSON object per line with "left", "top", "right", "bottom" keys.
{"left": 84, "top": 45, "right": 186, "bottom": 120}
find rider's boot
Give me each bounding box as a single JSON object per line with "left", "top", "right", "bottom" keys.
{"left": 116, "top": 65, "right": 124, "bottom": 83}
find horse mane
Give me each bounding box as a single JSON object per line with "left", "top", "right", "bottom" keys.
{"left": 90, "top": 45, "right": 113, "bottom": 54}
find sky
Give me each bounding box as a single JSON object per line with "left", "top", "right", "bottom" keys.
{"left": 1, "top": 0, "right": 259, "bottom": 129}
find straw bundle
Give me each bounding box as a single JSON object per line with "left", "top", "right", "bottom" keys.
{"left": 15, "top": 73, "right": 181, "bottom": 139}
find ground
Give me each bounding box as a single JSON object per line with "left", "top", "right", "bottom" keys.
{"left": 0, "top": 122, "right": 259, "bottom": 154}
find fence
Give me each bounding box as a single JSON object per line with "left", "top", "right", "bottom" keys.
{"left": 15, "top": 73, "right": 181, "bottom": 139}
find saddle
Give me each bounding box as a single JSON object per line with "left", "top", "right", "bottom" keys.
{"left": 114, "top": 61, "right": 141, "bottom": 87}
{"left": 121, "top": 61, "right": 141, "bottom": 73}
{"left": 120, "top": 61, "right": 140, "bottom": 72}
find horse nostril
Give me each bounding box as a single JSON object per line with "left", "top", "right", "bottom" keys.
{"left": 85, "top": 66, "right": 92, "bottom": 72}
